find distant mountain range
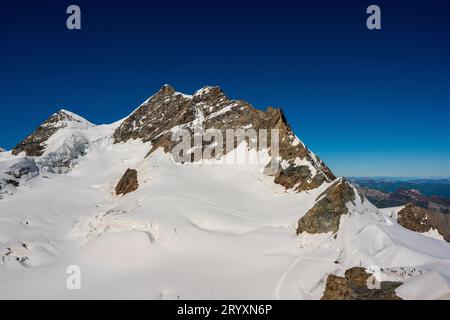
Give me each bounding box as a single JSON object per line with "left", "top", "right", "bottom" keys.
{"left": 347, "top": 177, "right": 450, "bottom": 198}
{"left": 349, "top": 177, "right": 450, "bottom": 213}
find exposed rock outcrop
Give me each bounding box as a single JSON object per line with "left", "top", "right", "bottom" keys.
{"left": 397, "top": 204, "right": 450, "bottom": 242}
{"left": 12, "top": 110, "right": 90, "bottom": 157}
{"left": 274, "top": 165, "right": 327, "bottom": 193}
{"left": 297, "top": 179, "right": 355, "bottom": 235}
{"left": 113, "top": 85, "right": 335, "bottom": 192}
{"left": 115, "top": 169, "right": 139, "bottom": 196}
{"left": 321, "top": 267, "right": 403, "bottom": 300}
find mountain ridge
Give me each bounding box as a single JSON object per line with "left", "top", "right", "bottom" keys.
{"left": 12, "top": 85, "right": 335, "bottom": 193}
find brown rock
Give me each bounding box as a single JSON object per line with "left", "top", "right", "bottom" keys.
{"left": 321, "top": 267, "right": 403, "bottom": 300}
{"left": 115, "top": 169, "right": 139, "bottom": 196}
{"left": 397, "top": 204, "right": 450, "bottom": 242}
{"left": 297, "top": 179, "right": 356, "bottom": 235}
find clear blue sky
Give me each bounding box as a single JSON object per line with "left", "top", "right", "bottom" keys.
{"left": 1, "top": 0, "right": 449, "bottom": 177}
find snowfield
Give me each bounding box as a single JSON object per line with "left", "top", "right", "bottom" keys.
{"left": 1, "top": 112, "right": 450, "bottom": 300}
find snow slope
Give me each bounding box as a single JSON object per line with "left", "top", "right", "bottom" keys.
{"left": 1, "top": 107, "right": 450, "bottom": 300}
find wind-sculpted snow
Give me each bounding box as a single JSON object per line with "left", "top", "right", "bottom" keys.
{"left": 0, "top": 86, "right": 449, "bottom": 300}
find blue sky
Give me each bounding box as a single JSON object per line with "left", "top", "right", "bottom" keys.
{"left": 1, "top": 0, "right": 449, "bottom": 177}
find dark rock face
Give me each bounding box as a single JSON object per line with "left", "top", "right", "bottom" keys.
{"left": 397, "top": 204, "right": 450, "bottom": 242}
{"left": 113, "top": 85, "right": 335, "bottom": 192}
{"left": 12, "top": 110, "right": 83, "bottom": 157}
{"left": 115, "top": 169, "right": 139, "bottom": 196}
{"left": 321, "top": 267, "right": 403, "bottom": 300}
{"left": 297, "top": 179, "right": 356, "bottom": 235}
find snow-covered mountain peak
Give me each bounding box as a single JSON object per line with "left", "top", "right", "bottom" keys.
{"left": 156, "top": 83, "right": 176, "bottom": 96}
{"left": 11, "top": 109, "right": 94, "bottom": 157}
{"left": 138, "top": 84, "right": 192, "bottom": 108}
{"left": 56, "top": 109, "right": 93, "bottom": 125}
{"left": 1, "top": 86, "right": 450, "bottom": 300}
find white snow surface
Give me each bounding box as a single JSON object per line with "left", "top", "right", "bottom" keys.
{"left": 0, "top": 112, "right": 450, "bottom": 300}
{"left": 421, "top": 229, "right": 446, "bottom": 242}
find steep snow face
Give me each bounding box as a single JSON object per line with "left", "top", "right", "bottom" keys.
{"left": 0, "top": 86, "right": 449, "bottom": 300}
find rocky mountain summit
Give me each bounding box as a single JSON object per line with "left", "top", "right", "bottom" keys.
{"left": 113, "top": 85, "right": 335, "bottom": 192}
